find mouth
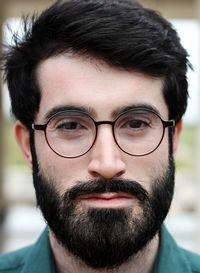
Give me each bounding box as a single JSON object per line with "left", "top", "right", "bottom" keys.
{"left": 78, "top": 192, "right": 136, "bottom": 208}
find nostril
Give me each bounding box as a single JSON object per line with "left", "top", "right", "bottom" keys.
{"left": 116, "top": 170, "right": 125, "bottom": 177}
{"left": 90, "top": 170, "right": 101, "bottom": 178}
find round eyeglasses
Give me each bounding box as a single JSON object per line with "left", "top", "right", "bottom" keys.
{"left": 32, "top": 108, "right": 175, "bottom": 158}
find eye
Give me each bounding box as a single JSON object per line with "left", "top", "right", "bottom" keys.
{"left": 49, "top": 110, "right": 98, "bottom": 133}
{"left": 57, "top": 121, "right": 85, "bottom": 131}
{"left": 127, "top": 119, "right": 150, "bottom": 129}
{"left": 118, "top": 115, "right": 151, "bottom": 131}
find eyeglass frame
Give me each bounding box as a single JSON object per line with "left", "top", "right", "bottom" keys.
{"left": 31, "top": 107, "right": 175, "bottom": 158}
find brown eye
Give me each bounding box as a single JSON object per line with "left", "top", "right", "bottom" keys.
{"left": 127, "top": 119, "right": 150, "bottom": 129}
{"left": 57, "top": 121, "right": 84, "bottom": 131}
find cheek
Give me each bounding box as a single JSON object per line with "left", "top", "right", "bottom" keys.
{"left": 35, "top": 136, "right": 90, "bottom": 192}
{"left": 125, "top": 134, "right": 169, "bottom": 190}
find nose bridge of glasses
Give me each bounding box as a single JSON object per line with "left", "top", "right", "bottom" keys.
{"left": 94, "top": 120, "right": 116, "bottom": 140}
{"left": 94, "top": 120, "right": 116, "bottom": 144}
{"left": 95, "top": 120, "right": 115, "bottom": 127}
{"left": 94, "top": 120, "right": 117, "bottom": 148}
{"left": 92, "top": 120, "right": 123, "bottom": 161}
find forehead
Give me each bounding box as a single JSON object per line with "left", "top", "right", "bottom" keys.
{"left": 36, "top": 54, "right": 167, "bottom": 121}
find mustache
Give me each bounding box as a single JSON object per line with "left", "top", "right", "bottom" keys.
{"left": 64, "top": 179, "right": 148, "bottom": 202}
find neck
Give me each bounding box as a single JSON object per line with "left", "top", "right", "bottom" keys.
{"left": 49, "top": 230, "right": 160, "bottom": 273}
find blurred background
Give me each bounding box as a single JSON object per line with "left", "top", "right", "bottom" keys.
{"left": 0, "top": 0, "right": 200, "bottom": 254}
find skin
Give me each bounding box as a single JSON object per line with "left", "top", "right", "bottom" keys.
{"left": 15, "top": 54, "right": 182, "bottom": 273}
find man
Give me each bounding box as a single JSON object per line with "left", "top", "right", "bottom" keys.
{"left": 0, "top": 0, "right": 200, "bottom": 272}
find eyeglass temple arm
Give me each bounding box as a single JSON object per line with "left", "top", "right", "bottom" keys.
{"left": 32, "top": 124, "right": 46, "bottom": 131}
{"left": 163, "top": 120, "right": 175, "bottom": 128}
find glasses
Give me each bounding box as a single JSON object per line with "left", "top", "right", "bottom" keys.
{"left": 32, "top": 108, "right": 175, "bottom": 158}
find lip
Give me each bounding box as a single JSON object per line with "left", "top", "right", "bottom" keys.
{"left": 78, "top": 192, "right": 135, "bottom": 208}
{"left": 80, "top": 193, "right": 133, "bottom": 200}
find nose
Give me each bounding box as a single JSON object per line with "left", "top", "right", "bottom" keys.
{"left": 88, "top": 125, "right": 126, "bottom": 179}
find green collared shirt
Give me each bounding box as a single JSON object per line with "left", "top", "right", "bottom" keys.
{"left": 0, "top": 226, "right": 200, "bottom": 273}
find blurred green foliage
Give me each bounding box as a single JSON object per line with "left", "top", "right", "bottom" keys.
{"left": 176, "top": 125, "right": 197, "bottom": 172}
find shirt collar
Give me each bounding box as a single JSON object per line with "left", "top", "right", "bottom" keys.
{"left": 153, "top": 225, "right": 191, "bottom": 273}
{"left": 21, "top": 227, "right": 56, "bottom": 273}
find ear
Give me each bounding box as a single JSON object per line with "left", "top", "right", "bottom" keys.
{"left": 172, "top": 120, "right": 183, "bottom": 155}
{"left": 14, "top": 121, "right": 33, "bottom": 168}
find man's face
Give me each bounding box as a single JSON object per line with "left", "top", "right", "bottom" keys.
{"left": 35, "top": 55, "right": 171, "bottom": 189}
{"left": 19, "top": 55, "right": 180, "bottom": 269}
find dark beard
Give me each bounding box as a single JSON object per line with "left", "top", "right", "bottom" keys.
{"left": 30, "top": 140, "right": 175, "bottom": 269}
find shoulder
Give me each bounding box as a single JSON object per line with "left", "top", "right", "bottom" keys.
{"left": 156, "top": 226, "right": 200, "bottom": 273}
{"left": 181, "top": 248, "right": 200, "bottom": 273}
{"left": 0, "top": 228, "right": 54, "bottom": 273}
{"left": 0, "top": 245, "right": 33, "bottom": 273}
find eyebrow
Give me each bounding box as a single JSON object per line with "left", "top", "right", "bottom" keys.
{"left": 44, "top": 105, "right": 96, "bottom": 121}
{"left": 43, "top": 103, "right": 162, "bottom": 122}
{"left": 111, "top": 104, "right": 161, "bottom": 118}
